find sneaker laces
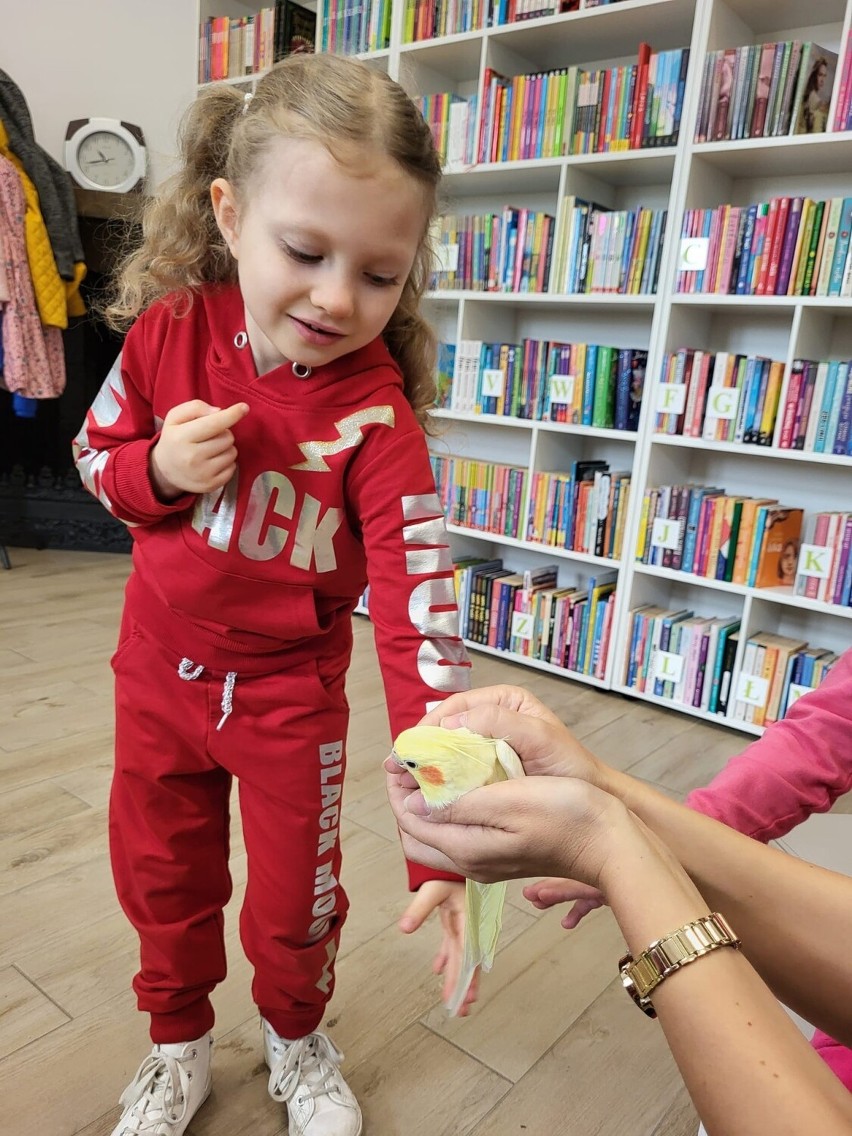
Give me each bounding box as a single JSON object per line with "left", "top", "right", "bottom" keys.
{"left": 267, "top": 1032, "right": 346, "bottom": 1105}
{"left": 117, "top": 1049, "right": 193, "bottom": 1133}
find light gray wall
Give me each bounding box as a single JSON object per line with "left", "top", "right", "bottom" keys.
{"left": 3, "top": 0, "right": 198, "bottom": 190}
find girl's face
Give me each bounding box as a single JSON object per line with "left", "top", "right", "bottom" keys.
{"left": 212, "top": 136, "right": 428, "bottom": 375}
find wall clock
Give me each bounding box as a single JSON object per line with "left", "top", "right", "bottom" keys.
{"left": 64, "top": 118, "right": 147, "bottom": 193}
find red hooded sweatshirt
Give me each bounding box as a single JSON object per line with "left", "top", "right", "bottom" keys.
{"left": 74, "top": 282, "right": 471, "bottom": 887}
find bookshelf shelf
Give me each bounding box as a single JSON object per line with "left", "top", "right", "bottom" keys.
{"left": 447, "top": 523, "right": 623, "bottom": 566}
{"left": 464, "top": 638, "right": 611, "bottom": 687}
{"left": 485, "top": 0, "right": 698, "bottom": 60}
{"left": 632, "top": 563, "right": 852, "bottom": 617}
{"left": 441, "top": 160, "right": 565, "bottom": 196}
{"left": 438, "top": 152, "right": 675, "bottom": 196}
{"left": 198, "top": 70, "right": 269, "bottom": 88}
{"left": 432, "top": 407, "right": 640, "bottom": 440}
{"left": 427, "top": 290, "right": 658, "bottom": 307}
{"left": 564, "top": 149, "right": 679, "bottom": 184}
{"left": 195, "top": 0, "right": 852, "bottom": 733}
{"left": 719, "top": 0, "right": 845, "bottom": 33}
{"left": 357, "top": 48, "right": 392, "bottom": 63}
{"left": 670, "top": 294, "right": 852, "bottom": 310}
{"left": 610, "top": 679, "right": 763, "bottom": 734}
{"left": 749, "top": 588, "right": 852, "bottom": 619}
{"left": 693, "top": 132, "right": 852, "bottom": 176}
{"left": 651, "top": 434, "right": 852, "bottom": 466}
{"left": 399, "top": 35, "right": 483, "bottom": 68}
{"left": 633, "top": 562, "right": 753, "bottom": 596}
{"left": 535, "top": 421, "right": 640, "bottom": 440}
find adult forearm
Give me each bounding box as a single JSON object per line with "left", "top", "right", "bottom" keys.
{"left": 601, "top": 816, "right": 852, "bottom": 1135}
{"left": 602, "top": 766, "right": 852, "bottom": 1046}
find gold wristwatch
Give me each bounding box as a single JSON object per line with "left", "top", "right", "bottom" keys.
{"left": 619, "top": 912, "right": 741, "bottom": 1018}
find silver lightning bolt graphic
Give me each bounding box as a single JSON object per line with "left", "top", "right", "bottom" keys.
{"left": 291, "top": 407, "right": 395, "bottom": 472}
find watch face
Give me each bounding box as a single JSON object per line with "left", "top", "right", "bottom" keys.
{"left": 77, "top": 130, "right": 137, "bottom": 188}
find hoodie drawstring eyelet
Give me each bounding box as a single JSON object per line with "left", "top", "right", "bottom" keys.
{"left": 176, "top": 658, "right": 238, "bottom": 731}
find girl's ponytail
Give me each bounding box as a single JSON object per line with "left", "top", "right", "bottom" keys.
{"left": 102, "top": 86, "right": 243, "bottom": 330}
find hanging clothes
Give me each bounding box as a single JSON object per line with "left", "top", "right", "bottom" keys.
{"left": 0, "top": 69, "right": 84, "bottom": 281}
{"left": 0, "top": 154, "right": 65, "bottom": 398}
{"left": 0, "top": 120, "right": 83, "bottom": 328}
{"left": 0, "top": 221, "right": 9, "bottom": 302}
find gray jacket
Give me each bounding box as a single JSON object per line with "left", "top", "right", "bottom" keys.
{"left": 0, "top": 69, "right": 84, "bottom": 280}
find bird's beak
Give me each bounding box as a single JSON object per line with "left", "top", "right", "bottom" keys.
{"left": 389, "top": 748, "right": 405, "bottom": 768}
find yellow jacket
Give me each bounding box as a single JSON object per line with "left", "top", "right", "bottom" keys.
{"left": 0, "top": 120, "right": 85, "bottom": 327}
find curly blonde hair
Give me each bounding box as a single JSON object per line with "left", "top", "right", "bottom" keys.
{"left": 104, "top": 54, "right": 442, "bottom": 427}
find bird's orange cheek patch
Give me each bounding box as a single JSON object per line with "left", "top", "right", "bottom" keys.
{"left": 419, "top": 764, "right": 446, "bottom": 786}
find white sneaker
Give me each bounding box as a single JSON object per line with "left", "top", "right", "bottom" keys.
{"left": 110, "top": 1033, "right": 212, "bottom": 1136}
{"left": 263, "top": 1019, "right": 362, "bottom": 1136}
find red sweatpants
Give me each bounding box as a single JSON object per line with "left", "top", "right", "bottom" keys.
{"left": 110, "top": 611, "right": 351, "bottom": 1044}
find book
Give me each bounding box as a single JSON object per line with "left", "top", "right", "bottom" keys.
{"left": 459, "top": 559, "right": 504, "bottom": 639}
{"left": 651, "top": 608, "right": 693, "bottom": 697}
{"left": 717, "top": 629, "right": 740, "bottom": 715}
{"left": 790, "top": 43, "right": 838, "bottom": 135}
{"left": 750, "top": 41, "right": 777, "bottom": 136}
{"left": 828, "top": 197, "right": 852, "bottom": 297}
{"left": 707, "top": 618, "right": 741, "bottom": 712}
{"left": 731, "top": 497, "right": 776, "bottom": 584}
{"left": 753, "top": 506, "right": 804, "bottom": 588}
{"left": 274, "top": 0, "right": 317, "bottom": 59}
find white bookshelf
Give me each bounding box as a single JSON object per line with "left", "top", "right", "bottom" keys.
{"left": 196, "top": 0, "right": 852, "bottom": 734}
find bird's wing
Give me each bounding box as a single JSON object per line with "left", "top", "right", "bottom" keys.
{"left": 494, "top": 737, "right": 525, "bottom": 780}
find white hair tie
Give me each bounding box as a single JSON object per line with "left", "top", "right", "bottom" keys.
{"left": 242, "top": 91, "right": 253, "bottom": 115}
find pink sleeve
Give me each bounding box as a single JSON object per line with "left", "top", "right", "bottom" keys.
{"left": 685, "top": 649, "right": 852, "bottom": 842}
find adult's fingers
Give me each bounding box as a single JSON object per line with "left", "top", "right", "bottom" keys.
{"left": 560, "top": 897, "right": 605, "bottom": 930}
{"left": 383, "top": 755, "right": 419, "bottom": 788}
{"left": 394, "top": 784, "right": 513, "bottom": 880}
{"left": 419, "top": 684, "right": 559, "bottom": 728}
{"left": 523, "top": 877, "right": 602, "bottom": 908}
{"left": 393, "top": 808, "right": 467, "bottom": 876}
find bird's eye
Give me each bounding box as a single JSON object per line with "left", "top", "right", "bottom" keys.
{"left": 404, "top": 760, "right": 417, "bottom": 769}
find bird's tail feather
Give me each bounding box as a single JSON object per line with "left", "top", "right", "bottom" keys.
{"left": 445, "top": 879, "right": 507, "bottom": 1017}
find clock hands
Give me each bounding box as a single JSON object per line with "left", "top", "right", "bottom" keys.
{"left": 66, "top": 119, "right": 146, "bottom": 192}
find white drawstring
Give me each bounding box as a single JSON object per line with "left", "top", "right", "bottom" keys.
{"left": 217, "top": 672, "right": 237, "bottom": 731}
{"left": 176, "top": 658, "right": 238, "bottom": 731}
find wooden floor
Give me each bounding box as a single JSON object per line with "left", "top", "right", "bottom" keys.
{"left": 2, "top": 547, "right": 767, "bottom": 1136}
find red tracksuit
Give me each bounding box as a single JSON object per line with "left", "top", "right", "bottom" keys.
{"left": 73, "top": 284, "right": 471, "bottom": 1044}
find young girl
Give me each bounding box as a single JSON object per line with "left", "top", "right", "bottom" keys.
{"left": 73, "top": 53, "right": 472, "bottom": 1136}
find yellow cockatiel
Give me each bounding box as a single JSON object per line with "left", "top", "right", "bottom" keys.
{"left": 390, "top": 724, "right": 525, "bottom": 1016}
